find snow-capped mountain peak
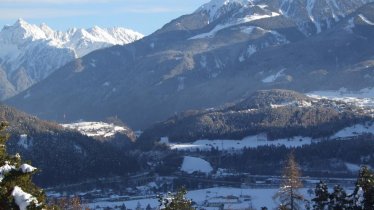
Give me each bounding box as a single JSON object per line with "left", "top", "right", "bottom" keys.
{"left": 39, "top": 23, "right": 55, "bottom": 39}
{"left": 1, "top": 18, "right": 144, "bottom": 58}
{"left": 0, "top": 19, "right": 144, "bottom": 100}
{"left": 196, "top": 0, "right": 374, "bottom": 35}
{"left": 0, "top": 18, "right": 49, "bottom": 43}
{"left": 197, "top": 0, "right": 254, "bottom": 21}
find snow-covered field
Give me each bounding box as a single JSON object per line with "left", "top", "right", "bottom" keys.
{"left": 170, "top": 135, "right": 312, "bottom": 151}
{"left": 332, "top": 123, "right": 374, "bottom": 139}
{"left": 308, "top": 88, "right": 374, "bottom": 108}
{"left": 165, "top": 121, "right": 374, "bottom": 151}
{"left": 87, "top": 187, "right": 315, "bottom": 210}
{"left": 180, "top": 156, "right": 213, "bottom": 174}
{"left": 61, "top": 122, "right": 126, "bottom": 138}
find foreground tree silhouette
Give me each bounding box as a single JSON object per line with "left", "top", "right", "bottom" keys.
{"left": 0, "top": 122, "right": 47, "bottom": 210}
{"left": 158, "top": 188, "right": 195, "bottom": 210}
{"left": 274, "top": 153, "right": 304, "bottom": 210}
{"left": 351, "top": 166, "right": 374, "bottom": 209}
{"left": 312, "top": 181, "right": 329, "bottom": 209}
{"left": 328, "top": 185, "right": 349, "bottom": 209}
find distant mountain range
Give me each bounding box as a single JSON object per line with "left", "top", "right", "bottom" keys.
{"left": 6, "top": 0, "right": 374, "bottom": 129}
{"left": 0, "top": 19, "right": 143, "bottom": 99}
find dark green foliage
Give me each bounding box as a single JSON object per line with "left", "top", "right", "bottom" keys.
{"left": 0, "top": 104, "right": 139, "bottom": 187}
{"left": 312, "top": 181, "right": 329, "bottom": 210}
{"left": 214, "top": 135, "right": 374, "bottom": 177}
{"left": 0, "top": 122, "right": 46, "bottom": 209}
{"left": 232, "top": 90, "right": 310, "bottom": 110}
{"left": 352, "top": 166, "right": 374, "bottom": 209}
{"left": 311, "top": 182, "right": 350, "bottom": 210}
{"left": 307, "top": 166, "right": 374, "bottom": 210}
{"left": 158, "top": 188, "right": 195, "bottom": 210}
{"left": 120, "top": 204, "right": 127, "bottom": 210}
{"left": 328, "top": 185, "right": 349, "bottom": 209}
{"left": 146, "top": 204, "right": 152, "bottom": 210}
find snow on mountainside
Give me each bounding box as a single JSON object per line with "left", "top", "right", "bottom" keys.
{"left": 60, "top": 25, "right": 143, "bottom": 57}
{"left": 180, "top": 156, "right": 213, "bottom": 174}
{"left": 308, "top": 88, "right": 374, "bottom": 110}
{"left": 195, "top": 0, "right": 374, "bottom": 36}
{"left": 0, "top": 19, "right": 143, "bottom": 100}
{"left": 6, "top": 1, "right": 374, "bottom": 129}
{"left": 61, "top": 121, "right": 127, "bottom": 138}
{"left": 166, "top": 123, "right": 374, "bottom": 151}
{"left": 197, "top": 0, "right": 254, "bottom": 21}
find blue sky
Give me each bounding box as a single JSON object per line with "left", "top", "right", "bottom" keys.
{"left": 0, "top": 0, "right": 209, "bottom": 35}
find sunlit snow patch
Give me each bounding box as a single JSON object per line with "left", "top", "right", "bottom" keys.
{"left": 20, "top": 164, "right": 37, "bottom": 173}
{"left": 345, "top": 163, "right": 362, "bottom": 173}
{"left": 12, "top": 186, "right": 39, "bottom": 210}
{"left": 331, "top": 123, "right": 374, "bottom": 139}
{"left": 18, "top": 134, "right": 32, "bottom": 149}
{"left": 358, "top": 14, "right": 374, "bottom": 25}
{"left": 308, "top": 88, "right": 374, "bottom": 109}
{"left": 189, "top": 13, "right": 279, "bottom": 40}
{"left": 0, "top": 162, "right": 15, "bottom": 182}
{"left": 181, "top": 156, "right": 213, "bottom": 174}
{"left": 62, "top": 121, "right": 126, "bottom": 138}
{"left": 170, "top": 135, "right": 312, "bottom": 151}
{"left": 262, "top": 68, "right": 286, "bottom": 83}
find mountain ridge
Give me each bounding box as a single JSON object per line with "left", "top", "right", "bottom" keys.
{"left": 0, "top": 19, "right": 143, "bottom": 100}
{"left": 138, "top": 89, "right": 372, "bottom": 145}
{"left": 6, "top": 1, "right": 374, "bottom": 129}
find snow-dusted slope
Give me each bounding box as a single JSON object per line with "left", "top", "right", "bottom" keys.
{"left": 196, "top": 0, "right": 374, "bottom": 36}
{"left": 180, "top": 156, "right": 213, "bottom": 174}
{"left": 0, "top": 19, "right": 143, "bottom": 99}
{"left": 61, "top": 121, "right": 127, "bottom": 138}
{"left": 60, "top": 25, "right": 143, "bottom": 57}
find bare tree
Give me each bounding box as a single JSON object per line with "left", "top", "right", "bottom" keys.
{"left": 50, "top": 196, "right": 89, "bottom": 210}
{"left": 274, "top": 153, "right": 304, "bottom": 210}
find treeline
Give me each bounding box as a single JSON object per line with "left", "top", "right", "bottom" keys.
{"left": 223, "top": 135, "right": 374, "bottom": 177}
{"left": 0, "top": 104, "right": 141, "bottom": 187}
{"left": 270, "top": 154, "right": 374, "bottom": 210}
{"left": 138, "top": 90, "right": 371, "bottom": 146}
{"left": 7, "top": 131, "right": 140, "bottom": 187}
{"left": 151, "top": 135, "right": 374, "bottom": 178}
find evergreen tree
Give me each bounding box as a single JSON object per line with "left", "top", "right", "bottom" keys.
{"left": 120, "top": 203, "right": 127, "bottom": 210}
{"left": 351, "top": 166, "right": 374, "bottom": 209}
{"left": 146, "top": 203, "right": 152, "bottom": 210}
{"left": 350, "top": 187, "right": 364, "bottom": 210}
{"left": 159, "top": 188, "right": 195, "bottom": 210}
{"left": 0, "top": 122, "right": 47, "bottom": 210}
{"left": 328, "top": 185, "right": 348, "bottom": 210}
{"left": 312, "top": 181, "right": 329, "bottom": 210}
{"left": 135, "top": 201, "right": 142, "bottom": 210}
{"left": 274, "top": 153, "right": 304, "bottom": 210}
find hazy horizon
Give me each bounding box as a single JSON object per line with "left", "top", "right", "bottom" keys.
{"left": 0, "top": 0, "right": 208, "bottom": 35}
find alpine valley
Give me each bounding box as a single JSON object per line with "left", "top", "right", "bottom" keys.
{"left": 6, "top": 0, "right": 374, "bottom": 129}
